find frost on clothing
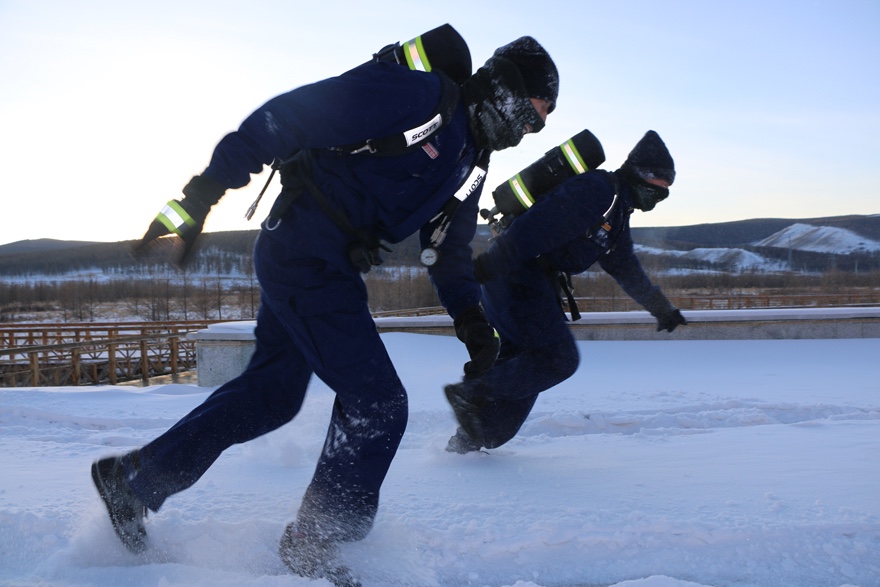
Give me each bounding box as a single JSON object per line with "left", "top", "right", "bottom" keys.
{"left": 462, "top": 56, "right": 544, "bottom": 151}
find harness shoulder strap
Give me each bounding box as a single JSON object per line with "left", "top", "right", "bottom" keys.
{"left": 333, "top": 72, "right": 461, "bottom": 157}
{"left": 246, "top": 71, "right": 461, "bottom": 221}
{"left": 585, "top": 170, "right": 621, "bottom": 239}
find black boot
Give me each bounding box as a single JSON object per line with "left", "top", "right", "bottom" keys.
{"left": 91, "top": 454, "right": 148, "bottom": 553}
{"left": 279, "top": 524, "right": 361, "bottom": 587}
{"left": 444, "top": 382, "right": 488, "bottom": 445}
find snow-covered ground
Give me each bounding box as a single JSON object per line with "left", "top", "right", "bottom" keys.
{"left": 1, "top": 333, "right": 878, "bottom": 587}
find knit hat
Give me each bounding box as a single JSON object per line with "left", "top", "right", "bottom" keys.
{"left": 621, "top": 130, "right": 675, "bottom": 185}
{"left": 492, "top": 36, "right": 559, "bottom": 112}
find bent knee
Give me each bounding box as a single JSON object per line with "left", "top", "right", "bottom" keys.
{"left": 546, "top": 340, "right": 579, "bottom": 383}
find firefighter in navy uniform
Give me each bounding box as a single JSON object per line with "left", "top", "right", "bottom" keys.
{"left": 90, "top": 27, "right": 558, "bottom": 587}
{"left": 445, "top": 131, "right": 687, "bottom": 454}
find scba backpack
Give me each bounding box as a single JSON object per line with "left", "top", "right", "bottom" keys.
{"left": 335, "top": 23, "right": 473, "bottom": 157}
{"left": 479, "top": 129, "right": 609, "bottom": 321}
{"left": 480, "top": 128, "right": 606, "bottom": 235}
{"left": 246, "top": 25, "right": 476, "bottom": 271}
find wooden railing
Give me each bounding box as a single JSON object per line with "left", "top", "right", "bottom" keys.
{"left": 0, "top": 320, "right": 218, "bottom": 350}
{"left": 0, "top": 321, "right": 226, "bottom": 387}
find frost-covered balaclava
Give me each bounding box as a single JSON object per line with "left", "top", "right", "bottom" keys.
{"left": 618, "top": 130, "right": 675, "bottom": 212}
{"left": 463, "top": 36, "right": 558, "bottom": 152}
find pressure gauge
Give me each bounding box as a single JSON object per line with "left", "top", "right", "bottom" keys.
{"left": 419, "top": 247, "right": 439, "bottom": 267}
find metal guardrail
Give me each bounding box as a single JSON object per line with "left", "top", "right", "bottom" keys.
{"left": 577, "top": 293, "right": 880, "bottom": 313}
{"left": 370, "top": 307, "right": 448, "bottom": 318}
{"left": 370, "top": 294, "right": 880, "bottom": 317}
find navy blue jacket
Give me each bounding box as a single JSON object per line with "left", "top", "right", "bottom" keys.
{"left": 198, "top": 61, "right": 484, "bottom": 318}
{"left": 484, "top": 170, "right": 662, "bottom": 308}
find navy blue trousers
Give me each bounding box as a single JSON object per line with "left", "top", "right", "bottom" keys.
{"left": 472, "top": 260, "right": 580, "bottom": 448}
{"left": 125, "top": 232, "right": 408, "bottom": 542}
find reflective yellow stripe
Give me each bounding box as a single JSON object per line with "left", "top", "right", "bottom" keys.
{"left": 509, "top": 174, "right": 535, "bottom": 210}
{"left": 156, "top": 200, "right": 194, "bottom": 236}
{"left": 561, "top": 138, "right": 589, "bottom": 174}
{"left": 403, "top": 35, "right": 431, "bottom": 73}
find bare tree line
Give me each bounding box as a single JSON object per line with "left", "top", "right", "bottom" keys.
{"left": 0, "top": 265, "right": 439, "bottom": 323}
{"left": 0, "top": 274, "right": 259, "bottom": 324}
{"left": 3, "top": 264, "right": 878, "bottom": 324}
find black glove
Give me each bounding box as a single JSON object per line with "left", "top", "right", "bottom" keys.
{"left": 655, "top": 308, "right": 687, "bottom": 332}
{"left": 643, "top": 289, "right": 687, "bottom": 333}
{"left": 472, "top": 239, "right": 511, "bottom": 284}
{"left": 134, "top": 175, "right": 225, "bottom": 266}
{"left": 472, "top": 253, "right": 494, "bottom": 284}
{"left": 453, "top": 305, "right": 500, "bottom": 378}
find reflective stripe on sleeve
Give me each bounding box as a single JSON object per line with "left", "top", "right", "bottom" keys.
{"left": 156, "top": 201, "right": 195, "bottom": 236}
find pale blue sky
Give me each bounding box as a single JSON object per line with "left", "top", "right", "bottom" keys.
{"left": 1, "top": 0, "right": 878, "bottom": 246}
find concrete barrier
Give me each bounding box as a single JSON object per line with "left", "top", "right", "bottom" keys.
{"left": 187, "top": 321, "right": 259, "bottom": 387}
{"left": 190, "top": 307, "right": 880, "bottom": 386}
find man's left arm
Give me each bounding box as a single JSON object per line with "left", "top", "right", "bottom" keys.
{"left": 423, "top": 186, "right": 499, "bottom": 377}
{"left": 599, "top": 225, "right": 687, "bottom": 333}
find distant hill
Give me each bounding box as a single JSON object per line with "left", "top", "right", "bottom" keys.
{"left": 0, "top": 214, "right": 878, "bottom": 277}
{"left": 631, "top": 214, "right": 880, "bottom": 249}
{"left": 0, "top": 238, "right": 101, "bottom": 256}
{"left": 0, "top": 232, "right": 259, "bottom": 278}
{"left": 633, "top": 214, "right": 880, "bottom": 247}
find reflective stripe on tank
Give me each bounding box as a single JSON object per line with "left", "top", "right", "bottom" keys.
{"left": 561, "top": 138, "right": 589, "bottom": 175}
{"left": 509, "top": 174, "right": 535, "bottom": 210}
{"left": 403, "top": 36, "right": 432, "bottom": 73}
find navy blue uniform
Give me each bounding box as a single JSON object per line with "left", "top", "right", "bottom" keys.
{"left": 470, "top": 170, "right": 667, "bottom": 448}
{"left": 124, "top": 61, "right": 485, "bottom": 541}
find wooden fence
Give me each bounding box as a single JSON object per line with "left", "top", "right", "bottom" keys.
{"left": 0, "top": 320, "right": 217, "bottom": 350}
{"left": 0, "top": 321, "right": 219, "bottom": 387}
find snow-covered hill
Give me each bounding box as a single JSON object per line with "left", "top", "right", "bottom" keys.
{"left": 636, "top": 244, "right": 788, "bottom": 273}
{"left": 633, "top": 221, "right": 880, "bottom": 274}
{"left": 754, "top": 223, "right": 880, "bottom": 254}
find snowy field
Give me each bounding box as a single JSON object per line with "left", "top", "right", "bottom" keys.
{"left": 1, "top": 332, "right": 878, "bottom": 587}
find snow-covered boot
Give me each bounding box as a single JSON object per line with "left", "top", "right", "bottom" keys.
{"left": 279, "top": 524, "right": 361, "bottom": 587}
{"left": 444, "top": 382, "right": 488, "bottom": 445}
{"left": 91, "top": 454, "right": 148, "bottom": 553}
{"left": 446, "top": 426, "right": 482, "bottom": 454}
